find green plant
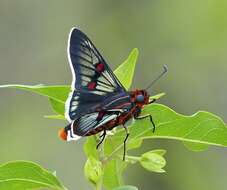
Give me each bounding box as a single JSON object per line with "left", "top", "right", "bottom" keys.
{"left": 1, "top": 48, "right": 227, "bottom": 190}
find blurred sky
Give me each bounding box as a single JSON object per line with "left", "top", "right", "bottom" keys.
{"left": 0, "top": 1, "right": 227, "bottom": 190}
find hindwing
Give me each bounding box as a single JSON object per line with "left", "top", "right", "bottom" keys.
{"left": 67, "top": 112, "right": 119, "bottom": 139}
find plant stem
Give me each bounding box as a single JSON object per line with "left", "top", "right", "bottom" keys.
{"left": 95, "top": 178, "right": 103, "bottom": 190}
{"left": 95, "top": 135, "right": 105, "bottom": 190}
{"left": 124, "top": 155, "right": 140, "bottom": 163}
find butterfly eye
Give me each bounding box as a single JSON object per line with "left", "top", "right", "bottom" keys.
{"left": 136, "top": 94, "right": 144, "bottom": 102}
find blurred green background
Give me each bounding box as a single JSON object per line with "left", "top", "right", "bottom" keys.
{"left": 0, "top": 0, "right": 227, "bottom": 190}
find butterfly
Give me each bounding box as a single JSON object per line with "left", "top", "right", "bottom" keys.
{"left": 59, "top": 27, "right": 167, "bottom": 160}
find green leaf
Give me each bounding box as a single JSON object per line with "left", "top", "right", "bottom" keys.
{"left": 113, "top": 185, "right": 138, "bottom": 190}
{"left": 0, "top": 161, "right": 65, "bottom": 190}
{"left": 139, "top": 150, "right": 166, "bottom": 173}
{"left": 114, "top": 48, "right": 138, "bottom": 90}
{"left": 84, "top": 156, "right": 103, "bottom": 186}
{"left": 0, "top": 84, "right": 70, "bottom": 103}
{"left": 112, "top": 103, "right": 227, "bottom": 152}
{"left": 49, "top": 98, "right": 65, "bottom": 116}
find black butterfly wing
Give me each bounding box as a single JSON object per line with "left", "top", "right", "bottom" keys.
{"left": 65, "top": 27, "right": 126, "bottom": 122}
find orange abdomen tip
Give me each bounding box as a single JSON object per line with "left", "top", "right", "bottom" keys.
{"left": 59, "top": 128, "right": 67, "bottom": 141}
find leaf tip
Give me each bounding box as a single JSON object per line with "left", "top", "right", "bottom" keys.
{"left": 132, "top": 48, "right": 139, "bottom": 55}
{"left": 149, "top": 92, "right": 166, "bottom": 101}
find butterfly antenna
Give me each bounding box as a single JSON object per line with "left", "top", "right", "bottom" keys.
{"left": 146, "top": 65, "right": 168, "bottom": 90}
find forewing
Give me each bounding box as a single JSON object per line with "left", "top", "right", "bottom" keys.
{"left": 68, "top": 27, "right": 125, "bottom": 92}
{"left": 65, "top": 27, "right": 126, "bottom": 121}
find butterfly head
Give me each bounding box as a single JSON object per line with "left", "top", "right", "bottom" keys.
{"left": 131, "top": 89, "right": 150, "bottom": 107}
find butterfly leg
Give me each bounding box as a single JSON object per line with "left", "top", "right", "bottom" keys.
{"left": 96, "top": 129, "right": 106, "bottom": 149}
{"left": 134, "top": 114, "right": 156, "bottom": 132}
{"left": 122, "top": 124, "right": 129, "bottom": 161}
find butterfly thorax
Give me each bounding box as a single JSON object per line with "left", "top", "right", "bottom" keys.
{"left": 93, "top": 89, "right": 150, "bottom": 131}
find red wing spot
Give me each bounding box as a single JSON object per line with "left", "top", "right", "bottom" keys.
{"left": 88, "top": 81, "right": 97, "bottom": 90}
{"left": 96, "top": 63, "right": 105, "bottom": 73}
